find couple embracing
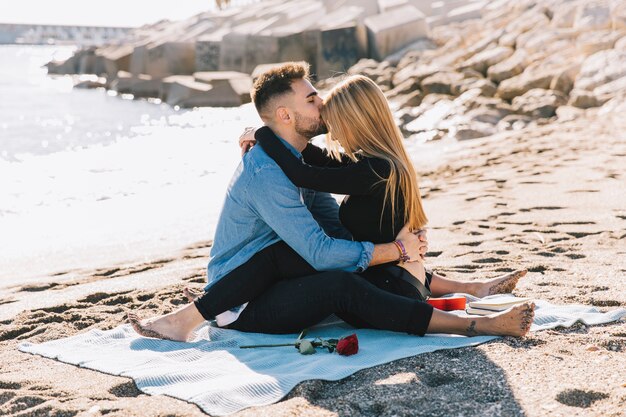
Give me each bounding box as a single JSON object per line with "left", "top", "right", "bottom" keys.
{"left": 129, "top": 62, "right": 534, "bottom": 341}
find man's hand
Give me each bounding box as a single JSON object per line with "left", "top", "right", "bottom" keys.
{"left": 239, "top": 126, "right": 257, "bottom": 156}
{"left": 395, "top": 224, "right": 428, "bottom": 262}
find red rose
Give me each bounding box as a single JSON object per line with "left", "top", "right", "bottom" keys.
{"left": 336, "top": 334, "right": 359, "bottom": 356}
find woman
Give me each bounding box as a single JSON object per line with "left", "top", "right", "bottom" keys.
{"left": 129, "top": 75, "right": 533, "bottom": 341}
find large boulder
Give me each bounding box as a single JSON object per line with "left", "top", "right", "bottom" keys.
{"left": 458, "top": 46, "right": 514, "bottom": 75}
{"left": 573, "top": 0, "right": 612, "bottom": 31}
{"left": 487, "top": 49, "right": 529, "bottom": 83}
{"left": 451, "top": 77, "right": 497, "bottom": 97}
{"left": 574, "top": 49, "right": 626, "bottom": 91}
{"left": 511, "top": 88, "right": 567, "bottom": 118}
{"left": 576, "top": 30, "right": 622, "bottom": 55}
{"left": 421, "top": 71, "right": 465, "bottom": 95}
{"left": 568, "top": 89, "right": 601, "bottom": 108}
{"left": 364, "top": 5, "right": 428, "bottom": 60}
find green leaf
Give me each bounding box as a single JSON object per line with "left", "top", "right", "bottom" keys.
{"left": 298, "top": 340, "right": 316, "bottom": 355}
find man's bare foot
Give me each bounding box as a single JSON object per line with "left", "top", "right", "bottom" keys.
{"left": 469, "top": 302, "right": 535, "bottom": 337}
{"left": 473, "top": 269, "right": 527, "bottom": 298}
{"left": 183, "top": 287, "right": 203, "bottom": 303}
{"left": 127, "top": 312, "right": 189, "bottom": 342}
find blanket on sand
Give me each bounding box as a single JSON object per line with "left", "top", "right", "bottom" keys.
{"left": 18, "top": 298, "right": 626, "bottom": 416}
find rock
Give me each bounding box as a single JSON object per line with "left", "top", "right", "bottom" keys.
{"left": 110, "top": 71, "right": 151, "bottom": 95}
{"left": 516, "top": 28, "right": 578, "bottom": 55}
{"left": 458, "top": 46, "right": 514, "bottom": 75}
{"left": 568, "top": 89, "right": 600, "bottom": 108}
{"left": 451, "top": 123, "right": 496, "bottom": 140}
{"left": 392, "top": 62, "right": 443, "bottom": 87}
{"left": 549, "top": 63, "right": 581, "bottom": 95}
{"left": 404, "top": 96, "right": 456, "bottom": 133}
{"left": 511, "top": 88, "right": 567, "bottom": 118}
{"left": 451, "top": 77, "right": 497, "bottom": 97}
{"left": 616, "top": 36, "right": 626, "bottom": 50}
{"left": 487, "top": 50, "right": 529, "bottom": 83}
{"left": 496, "top": 71, "right": 554, "bottom": 101}
{"left": 573, "top": 0, "right": 612, "bottom": 31}
{"left": 385, "top": 38, "right": 437, "bottom": 67}
{"left": 593, "top": 75, "right": 626, "bottom": 97}
{"left": 386, "top": 77, "right": 420, "bottom": 98}
{"left": 364, "top": 5, "right": 428, "bottom": 60}
{"left": 348, "top": 58, "right": 380, "bottom": 75}
{"left": 550, "top": 2, "right": 578, "bottom": 28}
{"left": 556, "top": 105, "right": 585, "bottom": 121}
{"left": 574, "top": 49, "right": 626, "bottom": 91}
{"left": 421, "top": 71, "right": 465, "bottom": 95}
{"left": 577, "top": 30, "right": 623, "bottom": 56}
{"left": 393, "top": 89, "right": 424, "bottom": 107}
{"left": 496, "top": 114, "right": 533, "bottom": 131}
{"left": 46, "top": 56, "right": 79, "bottom": 74}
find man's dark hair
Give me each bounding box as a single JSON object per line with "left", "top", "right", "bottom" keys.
{"left": 251, "top": 62, "right": 310, "bottom": 116}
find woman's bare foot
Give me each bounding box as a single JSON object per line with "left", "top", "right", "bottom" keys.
{"left": 183, "top": 287, "right": 203, "bottom": 303}
{"left": 473, "top": 269, "right": 527, "bottom": 298}
{"left": 127, "top": 312, "right": 191, "bottom": 342}
{"left": 469, "top": 302, "right": 535, "bottom": 337}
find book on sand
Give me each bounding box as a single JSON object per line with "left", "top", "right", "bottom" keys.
{"left": 466, "top": 294, "right": 532, "bottom": 316}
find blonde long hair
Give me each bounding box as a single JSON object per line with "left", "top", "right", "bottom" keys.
{"left": 321, "top": 75, "right": 428, "bottom": 231}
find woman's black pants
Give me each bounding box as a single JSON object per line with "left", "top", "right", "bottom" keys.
{"left": 194, "top": 241, "right": 434, "bottom": 336}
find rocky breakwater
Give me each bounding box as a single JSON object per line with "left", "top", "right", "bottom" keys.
{"left": 344, "top": 0, "right": 626, "bottom": 142}
{"left": 45, "top": 0, "right": 492, "bottom": 108}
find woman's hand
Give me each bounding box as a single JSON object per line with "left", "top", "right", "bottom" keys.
{"left": 239, "top": 126, "right": 257, "bottom": 156}
{"left": 395, "top": 224, "right": 428, "bottom": 263}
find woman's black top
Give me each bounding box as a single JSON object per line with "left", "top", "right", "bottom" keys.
{"left": 255, "top": 126, "right": 406, "bottom": 244}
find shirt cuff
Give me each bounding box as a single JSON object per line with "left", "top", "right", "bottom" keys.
{"left": 355, "top": 241, "right": 374, "bottom": 272}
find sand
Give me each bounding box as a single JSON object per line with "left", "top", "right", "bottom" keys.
{"left": 1, "top": 108, "right": 625, "bottom": 417}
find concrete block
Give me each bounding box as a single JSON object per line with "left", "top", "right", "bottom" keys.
{"left": 167, "top": 72, "right": 252, "bottom": 107}
{"left": 110, "top": 71, "right": 154, "bottom": 95}
{"left": 322, "top": 0, "right": 379, "bottom": 18}
{"left": 218, "top": 16, "right": 281, "bottom": 72}
{"left": 364, "top": 5, "right": 428, "bottom": 61}
{"left": 437, "top": 1, "right": 486, "bottom": 25}
{"left": 97, "top": 44, "right": 133, "bottom": 78}
{"left": 317, "top": 24, "right": 367, "bottom": 79}
{"left": 160, "top": 75, "right": 195, "bottom": 101}
{"left": 195, "top": 27, "right": 229, "bottom": 72}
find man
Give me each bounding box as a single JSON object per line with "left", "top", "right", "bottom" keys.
{"left": 204, "top": 61, "right": 426, "bottom": 327}
{"left": 129, "top": 62, "right": 428, "bottom": 341}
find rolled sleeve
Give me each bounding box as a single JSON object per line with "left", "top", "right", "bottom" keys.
{"left": 248, "top": 165, "right": 371, "bottom": 272}
{"left": 356, "top": 241, "right": 374, "bottom": 272}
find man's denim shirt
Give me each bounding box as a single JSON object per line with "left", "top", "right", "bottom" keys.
{"left": 206, "top": 138, "right": 374, "bottom": 325}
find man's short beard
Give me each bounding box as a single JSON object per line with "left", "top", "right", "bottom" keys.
{"left": 294, "top": 111, "right": 328, "bottom": 139}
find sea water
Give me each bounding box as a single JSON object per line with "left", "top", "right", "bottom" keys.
{"left": 0, "top": 45, "right": 456, "bottom": 285}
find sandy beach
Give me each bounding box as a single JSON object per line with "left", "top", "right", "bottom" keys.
{"left": 1, "top": 104, "right": 624, "bottom": 416}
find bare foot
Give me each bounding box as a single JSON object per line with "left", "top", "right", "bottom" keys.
{"left": 127, "top": 312, "right": 188, "bottom": 342}
{"left": 183, "top": 287, "right": 203, "bottom": 303}
{"left": 470, "top": 302, "right": 535, "bottom": 337}
{"left": 473, "top": 269, "right": 527, "bottom": 298}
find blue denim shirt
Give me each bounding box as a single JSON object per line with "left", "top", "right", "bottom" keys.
{"left": 206, "top": 138, "right": 374, "bottom": 325}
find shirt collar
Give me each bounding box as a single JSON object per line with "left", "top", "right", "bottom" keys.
{"left": 275, "top": 133, "right": 303, "bottom": 159}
